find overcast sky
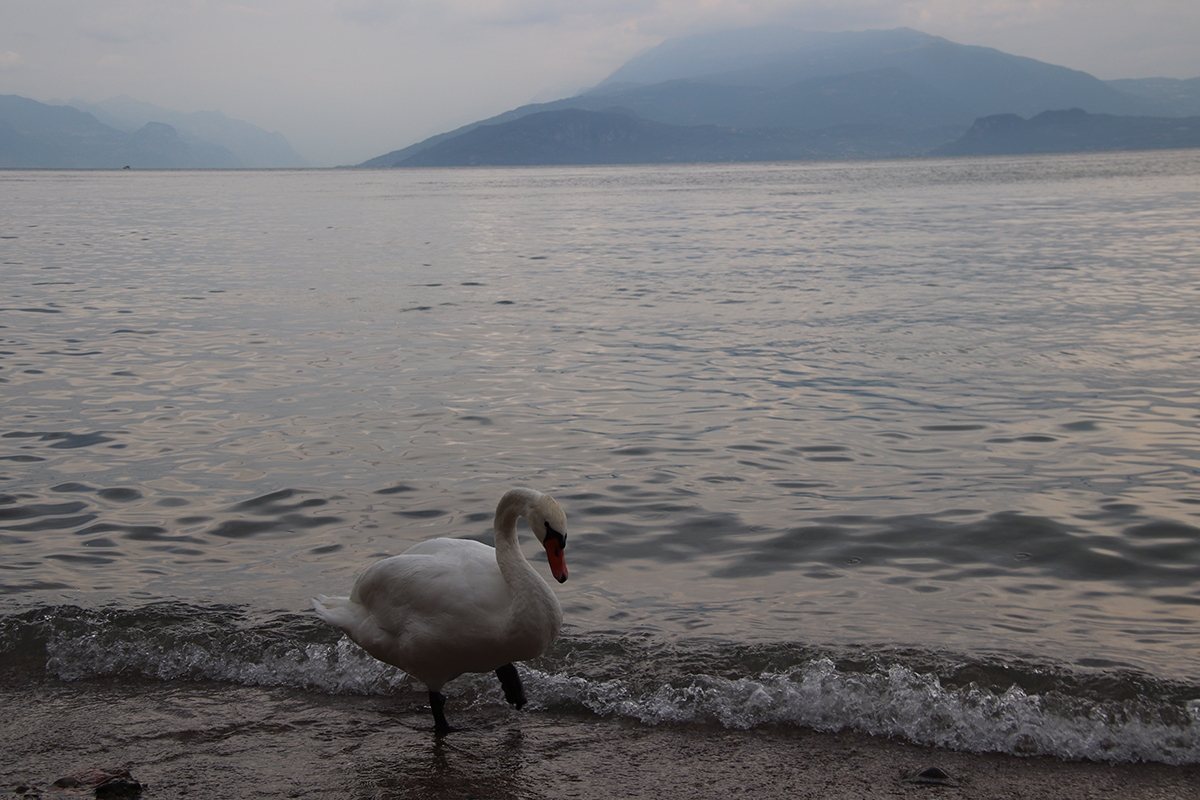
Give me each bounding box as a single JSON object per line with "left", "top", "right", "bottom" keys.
{"left": 2, "top": 1, "right": 1199, "bottom": 166}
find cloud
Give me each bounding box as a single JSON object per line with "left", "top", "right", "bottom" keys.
{"left": 0, "top": 51, "right": 23, "bottom": 71}
{"left": 77, "top": 1, "right": 176, "bottom": 44}
{"left": 336, "top": 0, "right": 409, "bottom": 27}
{"left": 97, "top": 54, "right": 133, "bottom": 69}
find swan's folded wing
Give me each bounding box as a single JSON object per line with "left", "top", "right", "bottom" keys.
{"left": 351, "top": 547, "right": 511, "bottom": 637}
{"left": 401, "top": 537, "right": 492, "bottom": 557}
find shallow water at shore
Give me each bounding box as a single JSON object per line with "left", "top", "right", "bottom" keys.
{"left": 4, "top": 679, "right": 1198, "bottom": 800}
{"left": 2, "top": 152, "right": 1200, "bottom": 765}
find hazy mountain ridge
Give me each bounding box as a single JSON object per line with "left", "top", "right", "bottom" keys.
{"left": 0, "top": 94, "right": 306, "bottom": 169}
{"left": 362, "top": 26, "right": 1199, "bottom": 168}
{"left": 389, "top": 107, "right": 956, "bottom": 167}
{"left": 561, "top": 68, "right": 974, "bottom": 130}
{"left": 66, "top": 96, "right": 308, "bottom": 168}
{"left": 595, "top": 27, "right": 1152, "bottom": 119}
{"left": 0, "top": 94, "right": 242, "bottom": 168}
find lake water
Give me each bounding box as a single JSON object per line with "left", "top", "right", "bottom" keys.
{"left": 2, "top": 152, "right": 1200, "bottom": 765}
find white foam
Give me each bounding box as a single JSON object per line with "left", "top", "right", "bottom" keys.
{"left": 525, "top": 658, "right": 1200, "bottom": 765}
{"left": 45, "top": 630, "right": 411, "bottom": 695}
{"left": 41, "top": 627, "right": 1200, "bottom": 765}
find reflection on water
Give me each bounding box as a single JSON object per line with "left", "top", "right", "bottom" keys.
{"left": 2, "top": 152, "right": 1200, "bottom": 681}
{"left": 361, "top": 728, "right": 529, "bottom": 800}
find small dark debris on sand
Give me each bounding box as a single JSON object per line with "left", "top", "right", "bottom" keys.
{"left": 905, "top": 765, "right": 957, "bottom": 786}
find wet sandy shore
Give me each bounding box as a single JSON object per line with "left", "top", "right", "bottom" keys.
{"left": 3, "top": 680, "right": 1197, "bottom": 799}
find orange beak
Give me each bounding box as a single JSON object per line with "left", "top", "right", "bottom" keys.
{"left": 543, "top": 536, "right": 568, "bottom": 583}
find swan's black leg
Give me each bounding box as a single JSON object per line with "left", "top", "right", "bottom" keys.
{"left": 429, "top": 690, "right": 454, "bottom": 734}
{"left": 495, "top": 663, "right": 527, "bottom": 709}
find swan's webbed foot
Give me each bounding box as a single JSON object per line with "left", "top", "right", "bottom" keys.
{"left": 429, "top": 690, "right": 456, "bottom": 735}
{"left": 495, "top": 663, "right": 527, "bottom": 709}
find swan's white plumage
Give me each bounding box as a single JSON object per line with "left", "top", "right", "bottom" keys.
{"left": 311, "top": 487, "right": 567, "bottom": 701}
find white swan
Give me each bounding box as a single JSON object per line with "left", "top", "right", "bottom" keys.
{"left": 311, "top": 487, "right": 569, "bottom": 733}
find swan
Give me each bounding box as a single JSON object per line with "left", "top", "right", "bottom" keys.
{"left": 311, "top": 487, "right": 569, "bottom": 733}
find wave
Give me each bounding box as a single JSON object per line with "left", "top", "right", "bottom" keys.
{"left": 536, "top": 662, "right": 1200, "bottom": 765}
{"left": 2, "top": 602, "right": 1197, "bottom": 765}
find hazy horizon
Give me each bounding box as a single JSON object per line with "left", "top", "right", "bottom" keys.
{"left": 3, "top": 2, "right": 1199, "bottom": 167}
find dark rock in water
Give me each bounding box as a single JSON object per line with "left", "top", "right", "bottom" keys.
{"left": 52, "top": 768, "right": 143, "bottom": 797}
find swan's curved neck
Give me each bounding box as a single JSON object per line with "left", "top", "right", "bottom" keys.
{"left": 493, "top": 488, "right": 541, "bottom": 581}
{"left": 494, "top": 487, "right": 542, "bottom": 544}
{"left": 492, "top": 488, "right": 559, "bottom": 628}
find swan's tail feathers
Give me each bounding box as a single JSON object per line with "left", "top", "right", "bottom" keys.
{"left": 311, "top": 594, "right": 360, "bottom": 631}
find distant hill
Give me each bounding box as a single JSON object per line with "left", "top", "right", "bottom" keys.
{"left": 934, "top": 108, "right": 1200, "bottom": 156}
{"left": 0, "top": 94, "right": 242, "bottom": 168}
{"left": 564, "top": 67, "right": 973, "bottom": 130}
{"left": 67, "top": 95, "right": 308, "bottom": 168}
{"left": 389, "top": 107, "right": 953, "bottom": 167}
{"left": 362, "top": 26, "right": 1195, "bottom": 168}
{"left": 596, "top": 27, "right": 1153, "bottom": 119}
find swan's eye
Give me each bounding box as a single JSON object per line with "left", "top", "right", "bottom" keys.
{"left": 544, "top": 521, "right": 566, "bottom": 544}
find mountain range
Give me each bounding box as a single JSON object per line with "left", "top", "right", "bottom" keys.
{"left": 394, "top": 107, "right": 957, "bottom": 167}
{"left": 4, "top": 27, "right": 1199, "bottom": 170}
{"left": 0, "top": 94, "right": 306, "bottom": 169}
{"left": 362, "top": 27, "right": 1200, "bottom": 167}
{"left": 67, "top": 95, "right": 308, "bottom": 168}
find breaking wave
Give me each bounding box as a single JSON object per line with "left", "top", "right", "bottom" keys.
{"left": 3, "top": 603, "right": 1197, "bottom": 765}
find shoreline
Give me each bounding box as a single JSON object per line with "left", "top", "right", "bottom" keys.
{"left": 3, "top": 679, "right": 1197, "bottom": 799}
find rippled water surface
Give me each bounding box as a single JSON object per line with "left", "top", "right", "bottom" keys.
{"left": 2, "top": 154, "right": 1200, "bottom": 761}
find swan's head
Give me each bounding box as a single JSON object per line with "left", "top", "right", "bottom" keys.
{"left": 527, "top": 492, "right": 569, "bottom": 584}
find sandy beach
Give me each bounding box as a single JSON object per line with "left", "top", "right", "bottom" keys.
{"left": 3, "top": 679, "right": 1197, "bottom": 799}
